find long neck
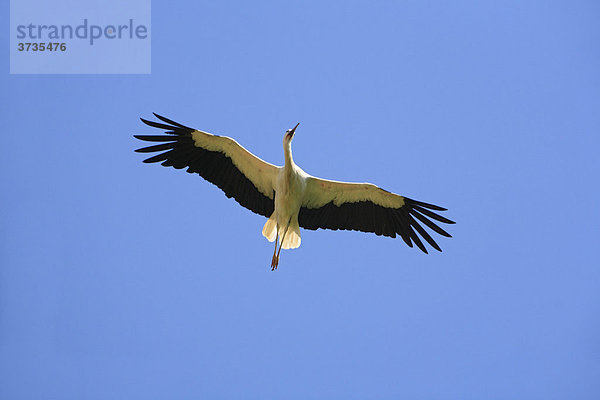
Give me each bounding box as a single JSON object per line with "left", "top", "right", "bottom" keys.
{"left": 283, "top": 141, "right": 294, "bottom": 171}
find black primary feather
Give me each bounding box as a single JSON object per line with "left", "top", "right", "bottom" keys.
{"left": 134, "top": 114, "right": 274, "bottom": 218}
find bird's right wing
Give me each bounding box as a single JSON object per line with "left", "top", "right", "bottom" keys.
{"left": 135, "top": 114, "right": 278, "bottom": 218}
{"left": 299, "top": 176, "right": 454, "bottom": 253}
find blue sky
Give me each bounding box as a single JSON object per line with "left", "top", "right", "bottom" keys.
{"left": 2, "top": 1, "right": 599, "bottom": 398}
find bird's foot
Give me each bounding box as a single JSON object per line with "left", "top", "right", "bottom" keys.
{"left": 271, "top": 254, "right": 279, "bottom": 271}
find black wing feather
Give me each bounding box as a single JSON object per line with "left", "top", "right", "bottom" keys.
{"left": 134, "top": 114, "right": 274, "bottom": 218}
{"left": 412, "top": 205, "right": 455, "bottom": 225}
{"left": 133, "top": 135, "right": 178, "bottom": 142}
{"left": 298, "top": 196, "right": 454, "bottom": 253}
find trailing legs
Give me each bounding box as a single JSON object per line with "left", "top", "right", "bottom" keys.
{"left": 270, "top": 218, "right": 291, "bottom": 271}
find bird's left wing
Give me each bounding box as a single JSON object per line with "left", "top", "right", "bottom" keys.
{"left": 135, "top": 114, "right": 277, "bottom": 218}
{"left": 299, "top": 176, "right": 455, "bottom": 253}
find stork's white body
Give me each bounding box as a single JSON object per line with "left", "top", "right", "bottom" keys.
{"left": 262, "top": 135, "right": 306, "bottom": 250}
{"left": 135, "top": 114, "right": 454, "bottom": 270}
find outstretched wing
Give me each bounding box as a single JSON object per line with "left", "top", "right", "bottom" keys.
{"left": 134, "top": 113, "right": 278, "bottom": 218}
{"left": 298, "top": 177, "right": 455, "bottom": 253}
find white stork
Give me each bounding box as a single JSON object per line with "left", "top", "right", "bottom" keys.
{"left": 135, "top": 114, "right": 454, "bottom": 270}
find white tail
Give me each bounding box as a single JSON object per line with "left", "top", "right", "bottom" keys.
{"left": 280, "top": 227, "right": 301, "bottom": 249}
{"left": 262, "top": 214, "right": 302, "bottom": 249}
{"left": 280, "top": 219, "right": 301, "bottom": 249}
{"left": 262, "top": 215, "right": 277, "bottom": 242}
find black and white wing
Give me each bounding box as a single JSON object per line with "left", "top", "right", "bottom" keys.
{"left": 134, "top": 114, "right": 277, "bottom": 217}
{"left": 298, "top": 177, "right": 455, "bottom": 253}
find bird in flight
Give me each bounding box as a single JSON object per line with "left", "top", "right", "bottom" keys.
{"left": 135, "top": 114, "right": 454, "bottom": 270}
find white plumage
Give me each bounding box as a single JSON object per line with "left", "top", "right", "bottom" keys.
{"left": 135, "top": 114, "right": 454, "bottom": 270}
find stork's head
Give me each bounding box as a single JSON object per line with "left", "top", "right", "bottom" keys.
{"left": 284, "top": 123, "right": 300, "bottom": 145}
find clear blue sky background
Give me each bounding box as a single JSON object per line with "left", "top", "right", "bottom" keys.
{"left": 2, "top": 1, "right": 599, "bottom": 399}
